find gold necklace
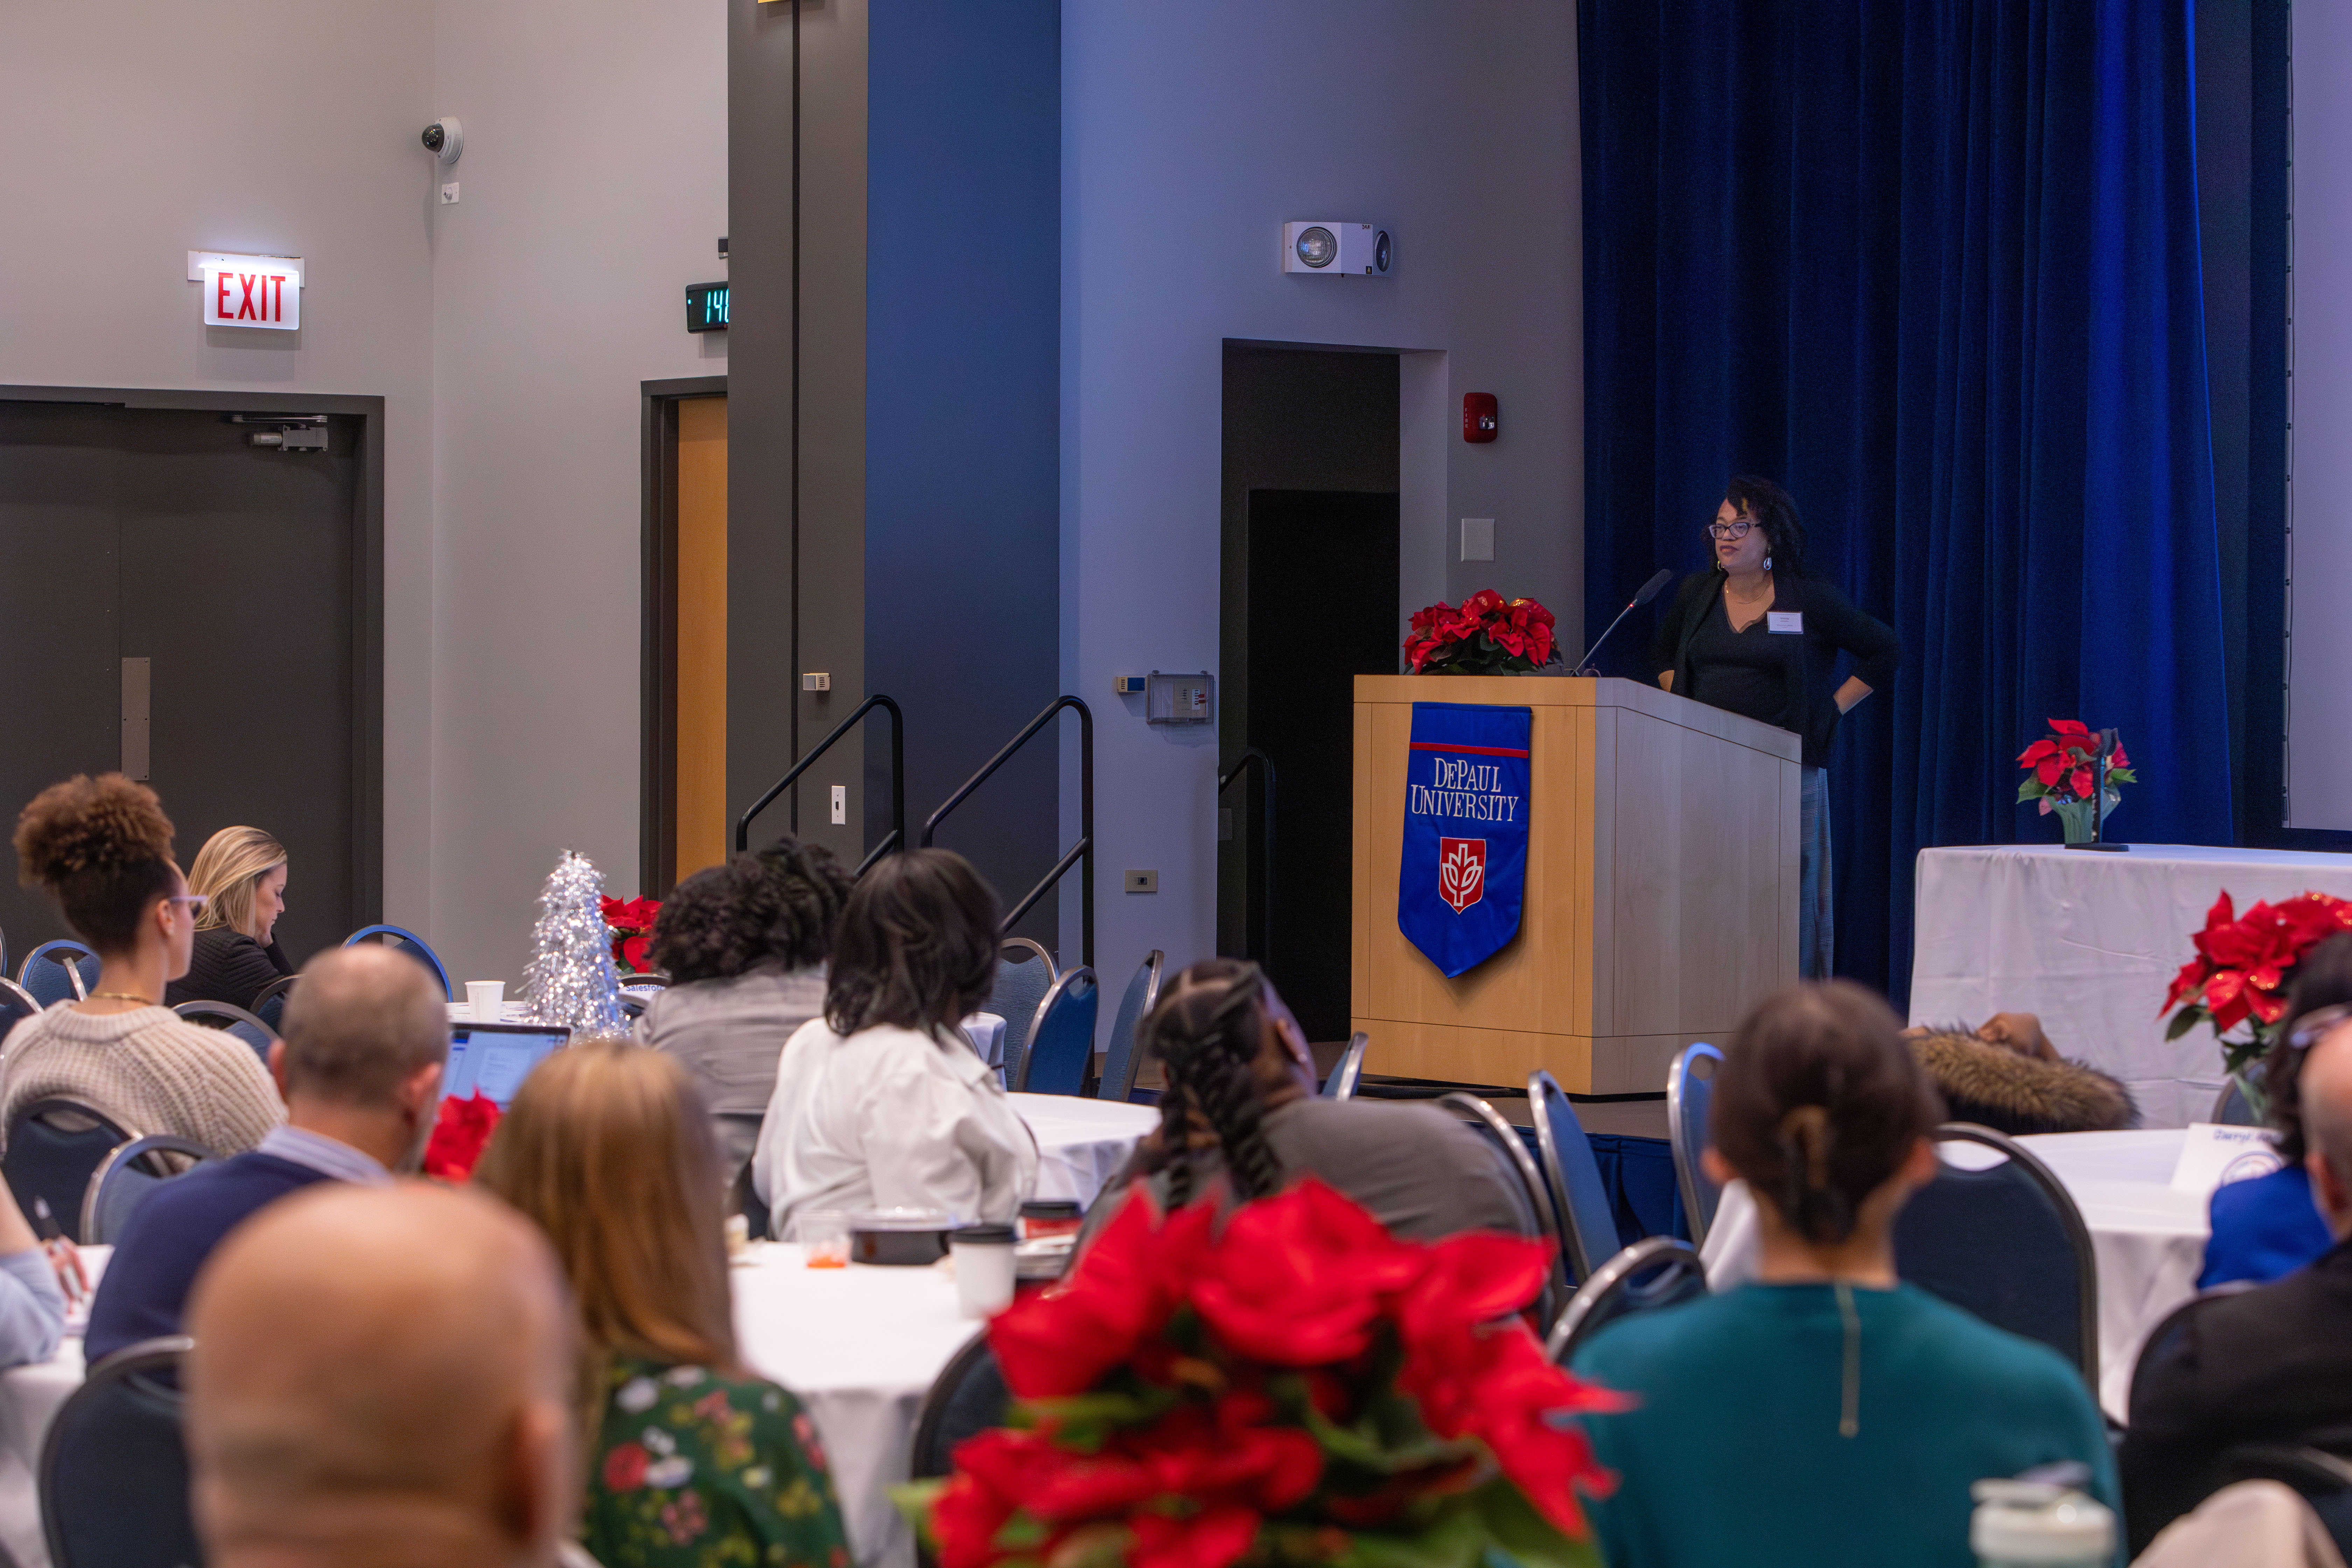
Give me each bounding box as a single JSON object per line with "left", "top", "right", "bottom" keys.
{"left": 87, "top": 991, "right": 158, "bottom": 1007}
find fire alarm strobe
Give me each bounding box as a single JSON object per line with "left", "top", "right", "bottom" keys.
{"left": 1282, "top": 222, "right": 1392, "bottom": 276}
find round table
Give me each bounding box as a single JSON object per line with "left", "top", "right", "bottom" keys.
{"left": 1700, "top": 1128, "right": 2209, "bottom": 1419}
{"left": 1010, "top": 1092, "right": 1157, "bottom": 1206}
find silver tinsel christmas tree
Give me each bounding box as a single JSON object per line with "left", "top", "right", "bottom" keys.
{"left": 522, "top": 851, "right": 627, "bottom": 1036}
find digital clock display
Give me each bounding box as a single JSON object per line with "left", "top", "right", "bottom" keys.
{"left": 685, "top": 281, "right": 728, "bottom": 333}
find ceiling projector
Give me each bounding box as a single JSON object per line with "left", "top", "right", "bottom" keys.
{"left": 1282, "top": 222, "right": 1392, "bottom": 277}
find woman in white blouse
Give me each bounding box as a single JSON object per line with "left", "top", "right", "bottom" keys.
{"left": 751, "top": 848, "right": 1037, "bottom": 1237}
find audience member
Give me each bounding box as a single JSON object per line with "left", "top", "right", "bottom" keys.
{"left": 1899, "top": 1011, "right": 2135, "bottom": 1134}
{"left": 2197, "top": 933, "right": 2351, "bottom": 1288}
{"left": 184, "top": 1182, "right": 580, "bottom": 1568}
{"left": 1083, "top": 958, "right": 1537, "bottom": 1244}
{"left": 1572, "top": 982, "right": 2115, "bottom": 1568}
{"left": 2122, "top": 1003, "right": 2352, "bottom": 1552}
{"left": 0, "top": 1180, "right": 70, "bottom": 1370}
{"left": 636, "top": 836, "right": 852, "bottom": 1189}
{"left": 477, "top": 1039, "right": 851, "bottom": 1568}
{"left": 752, "top": 848, "right": 1037, "bottom": 1235}
{"left": 86, "top": 944, "right": 448, "bottom": 1360}
{"left": 166, "top": 825, "right": 294, "bottom": 1010}
{"left": 1, "top": 775, "right": 280, "bottom": 1156}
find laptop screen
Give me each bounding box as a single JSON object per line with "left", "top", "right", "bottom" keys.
{"left": 442, "top": 1023, "right": 570, "bottom": 1108}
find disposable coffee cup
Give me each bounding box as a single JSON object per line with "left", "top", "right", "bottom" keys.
{"left": 465, "top": 981, "right": 505, "bottom": 1022}
{"left": 950, "top": 1223, "right": 1017, "bottom": 1318}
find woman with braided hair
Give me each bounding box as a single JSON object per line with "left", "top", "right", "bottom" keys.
{"left": 1082, "top": 958, "right": 1535, "bottom": 1244}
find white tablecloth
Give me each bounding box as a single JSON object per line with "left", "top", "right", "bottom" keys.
{"left": 1700, "top": 1129, "right": 2207, "bottom": 1420}
{"left": 1910, "top": 844, "right": 2352, "bottom": 1127}
{"left": 1009, "top": 1093, "right": 1158, "bottom": 1206}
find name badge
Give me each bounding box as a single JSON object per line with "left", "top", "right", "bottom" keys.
{"left": 1767, "top": 611, "right": 1804, "bottom": 635}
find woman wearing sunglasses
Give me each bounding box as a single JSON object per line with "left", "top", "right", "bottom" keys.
{"left": 1650, "top": 477, "right": 1899, "bottom": 979}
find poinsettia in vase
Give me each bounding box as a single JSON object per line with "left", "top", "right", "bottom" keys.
{"left": 2162, "top": 891, "right": 2352, "bottom": 1116}
{"left": 598, "top": 895, "right": 660, "bottom": 974}
{"left": 1403, "top": 590, "right": 1562, "bottom": 675}
{"left": 2016, "top": 720, "right": 2136, "bottom": 845}
{"left": 897, "top": 1179, "right": 1624, "bottom": 1568}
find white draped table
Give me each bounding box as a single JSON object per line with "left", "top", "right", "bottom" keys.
{"left": 1909, "top": 844, "right": 2352, "bottom": 1128}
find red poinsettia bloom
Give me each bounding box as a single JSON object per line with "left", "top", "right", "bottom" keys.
{"left": 2165, "top": 891, "right": 2352, "bottom": 1032}
{"left": 1187, "top": 1180, "right": 1428, "bottom": 1365}
{"left": 990, "top": 1191, "right": 1215, "bottom": 1397}
{"left": 424, "top": 1091, "right": 501, "bottom": 1180}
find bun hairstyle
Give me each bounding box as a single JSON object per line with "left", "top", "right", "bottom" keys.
{"left": 649, "top": 835, "right": 854, "bottom": 984}
{"left": 1136, "top": 958, "right": 1286, "bottom": 1209}
{"left": 1712, "top": 981, "right": 1944, "bottom": 1244}
{"left": 13, "top": 774, "right": 180, "bottom": 955}
{"left": 823, "top": 848, "right": 1001, "bottom": 1038}
{"left": 1721, "top": 474, "right": 1807, "bottom": 578}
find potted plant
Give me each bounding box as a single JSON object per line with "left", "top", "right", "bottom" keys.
{"left": 2016, "top": 721, "right": 2135, "bottom": 845}
{"left": 1403, "top": 592, "right": 1562, "bottom": 676}
{"left": 2162, "top": 891, "right": 2352, "bottom": 1117}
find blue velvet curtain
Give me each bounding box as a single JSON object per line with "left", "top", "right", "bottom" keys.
{"left": 1579, "top": 0, "right": 2233, "bottom": 1004}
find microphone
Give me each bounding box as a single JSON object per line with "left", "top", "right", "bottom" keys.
{"left": 1572, "top": 568, "right": 1674, "bottom": 676}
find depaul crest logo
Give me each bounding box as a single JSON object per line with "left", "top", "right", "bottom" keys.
{"left": 1439, "top": 837, "right": 1486, "bottom": 912}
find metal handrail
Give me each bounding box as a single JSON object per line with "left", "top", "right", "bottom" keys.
{"left": 922, "top": 695, "right": 1093, "bottom": 967}
{"left": 736, "top": 693, "right": 905, "bottom": 877}
{"left": 1218, "top": 747, "right": 1276, "bottom": 972}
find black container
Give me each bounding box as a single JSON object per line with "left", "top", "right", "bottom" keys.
{"left": 852, "top": 1225, "right": 950, "bottom": 1265}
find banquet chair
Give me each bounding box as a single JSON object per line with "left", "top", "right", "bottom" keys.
{"left": 910, "top": 1334, "right": 1009, "bottom": 1482}
{"left": 1322, "top": 1032, "right": 1368, "bottom": 1099}
{"left": 80, "top": 1133, "right": 217, "bottom": 1246}
{"left": 4, "top": 1099, "right": 135, "bottom": 1245}
{"left": 1667, "top": 1043, "right": 1724, "bottom": 1244}
{"left": 1094, "top": 950, "right": 1163, "bottom": 1102}
{"left": 2213, "top": 1079, "right": 2261, "bottom": 1126}
{"left": 341, "top": 923, "right": 453, "bottom": 1001}
{"left": 1545, "top": 1236, "right": 1709, "bottom": 1365}
{"left": 251, "top": 972, "right": 300, "bottom": 1032}
{"left": 41, "top": 1335, "right": 199, "bottom": 1568}
{"left": 1893, "top": 1122, "right": 2100, "bottom": 1390}
{"left": 173, "top": 1000, "right": 278, "bottom": 1065}
{"left": 2128, "top": 1282, "right": 2258, "bottom": 1416}
{"left": 1017, "top": 968, "right": 1100, "bottom": 1097}
{"left": 987, "top": 939, "right": 1057, "bottom": 1090}
{"left": 1440, "top": 1092, "right": 1566, "bottom": 1324}
{"left": 18, "top": 941, "right": 98, "bottom": 1009}
{"left": 1527, "top": 1071, "right": 1630, "bottom": 1286}
{"left": 0, "top": 978, "right": 37, "bottom": 1036}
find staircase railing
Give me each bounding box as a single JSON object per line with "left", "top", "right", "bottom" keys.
{"left": 1218, "top": 746, "right": 1276, "bottom": 972}
{"left": 735, "top": 693, "right": 905, "bottom": 876}
{"left": 922, "top": 695, "right": 1093, "bottom": 967}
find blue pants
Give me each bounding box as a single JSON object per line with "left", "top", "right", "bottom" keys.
{"left": 1800, "top": 766, "right": 1832, "bottom": 980}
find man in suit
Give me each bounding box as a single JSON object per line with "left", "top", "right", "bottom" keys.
{"left": 2122, "top": 1019, "right": 2352, "bottom": 1552}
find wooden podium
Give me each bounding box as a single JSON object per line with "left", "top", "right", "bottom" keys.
{"left": 1351, "top": 674, "right": 1801, "bottom": 1096}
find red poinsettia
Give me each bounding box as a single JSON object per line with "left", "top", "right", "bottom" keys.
{"left": 1404, "top": 591, "right": 1561, "bottom": 675}
{"left": 598, "top": 895, "right": 661, "bottom": 973}
{"left": 2162, "top": 890, "right": 2352, "bottom": 1099}
{"left": 423, "top": 1091, "right": 501, "bottom": 1180}
{"left": 2016, "top": 719, "right": 2136, "bottom": 810}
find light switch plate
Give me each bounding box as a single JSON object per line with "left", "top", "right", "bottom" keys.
{"left": 830, "top": 784, "right": 846, "bottom": 826}
{"left": 801, "top": 672, "right": 831, "bottom": 692}
{"left": 1460, "top": 517, "right": 1495, "bottom": 561}
{"left": 440, "top": 182, "right": 460, "bottom": 205}
{"left": 1124, "top": 869, "right": 1158, "bottom": 893}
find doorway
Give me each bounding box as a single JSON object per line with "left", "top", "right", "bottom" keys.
{"left": 640, "top": 377, "right": 729, "bottom": 895}
{"left": 0, "top": 389, "right": 384, "bottom": 965}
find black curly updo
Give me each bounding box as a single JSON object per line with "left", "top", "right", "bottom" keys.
{"left": 646, "top": 837, "right": 854, "bottom": 984}
{"left": 13, "top": 773, "right": 180, "bottom": 955}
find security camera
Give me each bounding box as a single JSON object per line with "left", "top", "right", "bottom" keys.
{"left": 421, "top": 117, "right": 463, "bottom": 166}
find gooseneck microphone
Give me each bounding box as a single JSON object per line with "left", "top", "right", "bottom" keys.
{"left": 1572, "top": 568, "right": 1674, "bottom": 676}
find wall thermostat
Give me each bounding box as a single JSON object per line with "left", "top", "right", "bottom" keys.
{"left": 1146, "top": 672, "right": 1212, "bottom": 724}
{"left": 1282, "top": 222, "right": 1392, "bottom": 276}
{"left": 1113, "top": 675, "right": 1147, "bottom": 696}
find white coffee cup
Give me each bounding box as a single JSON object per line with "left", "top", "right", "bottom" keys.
{"left": 950, "top": 1224, "right": 1017, "bottom": 1318}
{"left": 465, "top": 981, "right": 506, "bottom": 1022}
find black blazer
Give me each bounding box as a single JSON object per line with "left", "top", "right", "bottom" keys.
{"left": 164, "top": 925, "right": 294, "bottom": 1011}
{"left": 1647, "top": 569, "right": 1900, "bottom": 769}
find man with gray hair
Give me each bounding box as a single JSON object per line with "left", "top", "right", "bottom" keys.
{"left": 85, "top": 943, "right": 449, "bottom": 1360}
{"left": 2122, "top": 1022, "right": 2352, "bottom": 1550}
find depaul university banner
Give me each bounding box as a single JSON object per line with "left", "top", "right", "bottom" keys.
{"left": 1396, "top": 701, "right": 1531, "bottom": 977}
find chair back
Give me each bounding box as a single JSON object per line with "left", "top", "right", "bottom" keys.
{"left": 1095, "top": 950, "right": 1163, "bottom": 1102}
{"left": 41, "top": 1336, "right": 199, "bottom": 1568}
{"left": 172, "top": 1000, "right": 277, "bottom": 1065}
{"left": 987, "top": 939, "right": 1056, "bottom": 1089}
{"left": 909, "top": 1334, "right": 1009, "bottom": 1482}
{"left": 0, "top": 978, "right": 37, "bottom": 1037}
{"left": 1527, "top": 1071, "right": 1629, "bottom": 1284}
{"left": 340, "top": 923, "right": 453, "bottom": 1000}
{"left": 1545, "top": 1236, "right": 1708, "bottom": 1364}
{"left": 2212, "top": 1078, "right": 2260, "bottom": 1126}
{"left": 1667, "top": 1043, "right": 1724, "bottom": 1243}
{"left": 250, "top": 973, "right": 300, "bottom": 1032}
{"left": 4, "top": 1099, "right": 134, "bottom": 1244}
{"left": 1893, "top": 1122, "right": 2100, "bottom": 1390}
{"left": 1018, "top": 967, "right": 1100, "bottom": 1096}
{"left": 18, "top": 941, "right": 98, "bottom": 1009}
{"left": 81, "top": 1134, "right": 218, "bottom": 1246}
{"left": 2128, "top": 1282, "right": 2257, "bottom": 1416}
{"left": 1322, "top": 1032, "right": 1368, "bottom": 1099}
{"left": 1438, "top": 1091, "right": 1565, "bottom": 1323}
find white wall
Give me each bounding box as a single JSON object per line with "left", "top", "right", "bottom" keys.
{"left": 1060, "top": 1, "right": 1583, "bottom": 988}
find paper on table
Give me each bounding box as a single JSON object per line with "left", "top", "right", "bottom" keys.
{"left": 2169, "top": 1122, "right": 2285, "bottom": 1194}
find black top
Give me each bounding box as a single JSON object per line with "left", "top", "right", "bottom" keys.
{"left": 2120, "top": 1237, "right": 2352, "bottom": 1553}
{"left": 164, "top": 925, "right": 294, "bottom": 1011}
{"left": 1647, "top": 570, "right": 1900, "bottom": 769}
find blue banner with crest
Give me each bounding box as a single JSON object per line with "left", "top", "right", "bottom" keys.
{"left": 1396, "top": 701, "right": 1532, "bottom": 977}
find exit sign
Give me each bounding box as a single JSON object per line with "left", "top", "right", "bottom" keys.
{"left": 686, "top": 281, "right": 728, "bottom": 333}
{"left": 190, "top": 251, "right": 302, "bottom": 330}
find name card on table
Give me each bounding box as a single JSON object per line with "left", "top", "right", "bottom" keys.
{"left": 2170, "top": 1122, "right": 2285, "bottom": 1194}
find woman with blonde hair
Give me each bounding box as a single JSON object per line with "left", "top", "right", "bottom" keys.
{"left": 165, "top": 825, "right": 293, "bottom": 1010}
{"left": 474, "top": 1040, "right": 848, "bottom": 1568}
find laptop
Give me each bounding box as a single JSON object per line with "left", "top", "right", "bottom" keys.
{"left": 441, "top": 1022, "right": 572, "bottom": 1108}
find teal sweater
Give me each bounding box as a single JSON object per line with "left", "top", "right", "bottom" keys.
{"left": 1570, "top": 1282, "right": 2118, "bottom": 1568}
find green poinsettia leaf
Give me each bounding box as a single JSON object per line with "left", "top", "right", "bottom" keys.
{"left": 2017, "top": 779, "right": 2048, "bottom": 803}
{"left": 1468, "top": 1477, "right": 1603, "bottom": 1568}
{"left": 2106, "top": 766, "right": 2137, "bottom": 784}
{"left": 1327, "top": 1500, "right": 1492, "bottom": 1568}
{"left": 2164, "top": 1006, "right": 2206, "bottom": 1042}
{"left": 890, "top": 1479, "right": 947, "bottom": 1543}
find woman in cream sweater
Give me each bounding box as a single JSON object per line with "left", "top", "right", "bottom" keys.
{"left": 2, "top": 775, "right": 281, "bottom": 1157}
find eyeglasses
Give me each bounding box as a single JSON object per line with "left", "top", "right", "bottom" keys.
{"left": 2285, "top": 1003, "right": 2352, "bottom": 1052}
{"left": 165, "top": 894, "right": 209, "bottom": 915}
{"left": 1706, "top": 519, "right": 1757, "bottom": 541}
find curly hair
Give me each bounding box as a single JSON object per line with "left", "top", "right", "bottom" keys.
{"left": 1135, "top": 958, "right": 1288, "bottom": 1210}
{"left": 822, "top": 849, "right": 1000, "bottom": 1038}
{"left": 13, "top": 773, "right": 180, "bottom": 954}
{"left": 647, "top": 837, "right": 853, "bottom": 984}
{"left": 1721, "top": 475, "right": 1808, "bottom": 578}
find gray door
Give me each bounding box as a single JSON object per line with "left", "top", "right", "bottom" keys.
{"left": 0, "top": 401, "right": 363, "bottom": 968}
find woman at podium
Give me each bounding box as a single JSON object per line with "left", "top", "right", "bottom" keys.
{"left": 1650, "top": 476, "right": 1898, "bottom": 979}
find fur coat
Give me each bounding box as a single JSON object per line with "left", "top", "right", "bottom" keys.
{"left": 1907, "top": 1030, "right": 2137, "bottom": 1136}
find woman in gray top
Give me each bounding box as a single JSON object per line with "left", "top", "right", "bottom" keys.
{"left": 634, "top": 838, "right": 853, "bottom": 1189}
